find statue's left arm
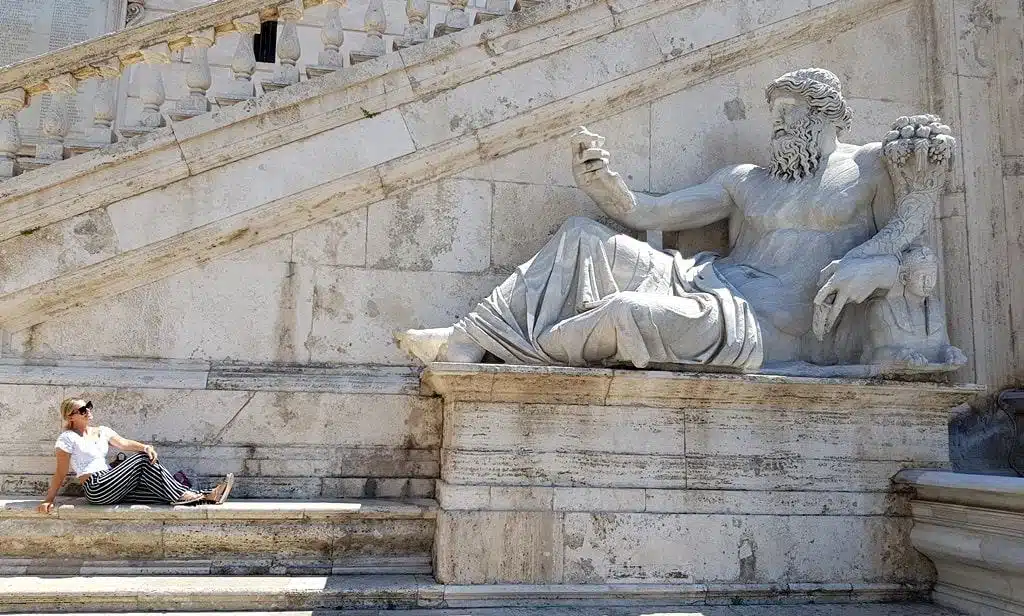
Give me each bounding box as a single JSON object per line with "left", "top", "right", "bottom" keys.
{"left": 813, "top": 115, "right": 955, "bottom": 340}
{"left": 845, "top": 115, "right": 955, "bottom": 259}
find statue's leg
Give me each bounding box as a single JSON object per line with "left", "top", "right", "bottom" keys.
{"left": 536, "top": 290, "right": 721, "bottom": 368}
{"left": 399, "top": 216, "right": 670, "bottom": 365}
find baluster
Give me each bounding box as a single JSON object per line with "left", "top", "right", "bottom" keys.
{"left": 88, "top": 58, "right": 122, "bottom": 146}
{"left": 350, "top": 0, "right": 386, "bottom": 64}
{"left": 475, "top": 0, "right": 510, "bottom": 23}
{"left": 34, "top": 74, "right": 78, "bottom": 165}
{"left": 263, "top": 0, "right": 304, "bottom": 91}
{"left": 393, "top": 0, "right": 427, "bottom": 50}
{"left": 434, "top": 0, "right": 470, "bottom": 37}
{"left": 0, "top": 88, "right": 26, "bottom": 179}
{"left": 215, "top": 14, "right": 260, "bottom": 106}
{"left": 170, "top": 29, "right": 215, "bottom": 121}
{"left": 307, "top": 0, "right": 346, "bottom": 78}
{"left": 122, "top": 43, "right": 170, "bottom": 137}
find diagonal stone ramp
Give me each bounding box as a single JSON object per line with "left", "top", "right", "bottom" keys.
{"left": 0, "top": 0, "right": 911, "bottom": 333}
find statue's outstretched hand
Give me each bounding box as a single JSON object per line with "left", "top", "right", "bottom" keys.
{"left": 813, "top": 255, "right": 899, "bottom": 341}
{"left": 571, "top": 126, "right": 636, "bottom": 217}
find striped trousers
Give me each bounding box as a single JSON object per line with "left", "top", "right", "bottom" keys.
{"left": 83, "top": 453, "right": 198, "bottom": 505}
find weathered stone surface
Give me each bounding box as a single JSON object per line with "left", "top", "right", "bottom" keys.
{"left": 561, "top": 513, "right": 931, "bottom": 585}
{"left": 434, "top": 511, "right": 564, "bottom": 584}
{"left": 367, "top": 179, "right": 492, "bottom": 272}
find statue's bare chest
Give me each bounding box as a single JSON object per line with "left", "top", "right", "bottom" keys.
{"left": 735, "top": 160, "right": 875, "bottom": 233}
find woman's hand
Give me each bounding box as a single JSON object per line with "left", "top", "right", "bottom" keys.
{"left": 144, "top": 444, "right": 158, "bottom": 463}
{"left": 37, "top": 501, "right": 54, "bottom": 514}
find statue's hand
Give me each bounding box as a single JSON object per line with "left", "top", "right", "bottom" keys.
{"left": 882, "top": 115, "right": 955, "bottom": 197}
{"left": 571, "top": 126, "right": 635, "bottom": 217}
{"left": 813, "top": 255, "right": 899, "bottom": 340}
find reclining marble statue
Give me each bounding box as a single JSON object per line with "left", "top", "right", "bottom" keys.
{"left": 397, "top": 67, "right": 967, "bottom": 378}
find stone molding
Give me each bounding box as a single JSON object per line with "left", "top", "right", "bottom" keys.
{"left": 897, "top": 469, "right": 1024, "bottom": 616}
{"left": 0, "top": 357, "right": 419, "bottom": 393}
{"left": 422, "top": 362, "right": 985, "bottom": 409}
{"left": 0, "top": 0, "right": 913, "bottom": 333}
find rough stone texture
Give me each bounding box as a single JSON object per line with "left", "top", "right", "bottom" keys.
{"left": 896, "top": 469, "right": 1024, "bottom": 616}
{"left": 0, "top": 497, "right": 436, "bottom": 576}
{"left": 427, "top": 364, "right": 978, "bottom": 587}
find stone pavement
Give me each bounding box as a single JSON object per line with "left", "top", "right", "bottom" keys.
{"left": 2, "top": 604, "right": 965, "bottom": 616}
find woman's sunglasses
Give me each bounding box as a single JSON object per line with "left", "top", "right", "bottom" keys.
{"left": 72, "top": 401, "right": 93, "bottom": 416}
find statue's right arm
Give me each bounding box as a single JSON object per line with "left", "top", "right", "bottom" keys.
{"left": 571, "top": 127, "right": 742, "bottom": 231}
{"left": 621, "top": 165, "right": 748, "bottom": 231}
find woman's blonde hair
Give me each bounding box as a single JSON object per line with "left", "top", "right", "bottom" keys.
{"left": 59, "top": 397, "right": 88, "bottom": 431}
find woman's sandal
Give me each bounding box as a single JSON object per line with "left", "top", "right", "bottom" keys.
{"left": 207, "top": 473, "right": 234, "bottom": 505}
{"left": 172, "top": 491, "right": 206, "bottom": 506}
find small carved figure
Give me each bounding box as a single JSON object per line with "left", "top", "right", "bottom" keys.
{"left": 862, "top": 246, "right": 967, "bottom": 370}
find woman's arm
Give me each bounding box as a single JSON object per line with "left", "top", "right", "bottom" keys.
{"left": 109, "top": 434, "right": 158, "bottom": 462}
{"left": 37, "top": 449, "right": 71, "bottom": 514}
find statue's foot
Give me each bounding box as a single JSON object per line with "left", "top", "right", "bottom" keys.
{"left": 395, "top": 327, "right": 487, "bottom": 365}
{"left": 395, "top": 327, "right": 453, "bottom": 365}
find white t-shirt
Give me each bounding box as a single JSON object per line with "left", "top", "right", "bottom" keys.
{"left": 54, "top": 426, "right": 119, "bottom": 477}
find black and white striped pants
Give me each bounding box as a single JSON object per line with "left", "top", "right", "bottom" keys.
{"left": 83, "top": 453, "right": 197, "bottom": 505}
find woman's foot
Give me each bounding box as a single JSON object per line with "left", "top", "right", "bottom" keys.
{"left": 206, "top": 473, "right": 234, "bottom": 504}
{"left": 172, "top": 491, "right": 206, "bottom": 505}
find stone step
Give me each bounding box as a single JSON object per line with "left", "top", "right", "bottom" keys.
{"left": 0, "top": 605, "right": 971, "bottom": 616}
{"left": 0, "top": 498, "right": 435, "bottom": 575}
{"left": 0, "top": 575, "right": 437, "bottom": 613}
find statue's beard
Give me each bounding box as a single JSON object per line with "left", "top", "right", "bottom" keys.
{"left": 769, "top": 116, "right": 825, "bottom": 181}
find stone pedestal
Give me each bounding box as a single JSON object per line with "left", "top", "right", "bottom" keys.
{"left": 896, "top": 469, "right": 1024, "bottom": 616}
{"left": 423, "top": 363, "right": 982, "bottom": 600}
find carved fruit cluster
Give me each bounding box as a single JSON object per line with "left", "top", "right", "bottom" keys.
{"left": 882, "top": 114, "right": 955, "bottom": 167}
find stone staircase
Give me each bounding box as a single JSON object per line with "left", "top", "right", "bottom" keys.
{"left": 0, "top": 496, "right": 438, "bottom": 612}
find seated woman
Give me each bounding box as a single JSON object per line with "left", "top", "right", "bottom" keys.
{"left": 36, "top": 397, "right": 233, "bottom": 513}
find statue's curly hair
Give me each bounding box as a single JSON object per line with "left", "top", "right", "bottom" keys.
{"left": 765, "top": 68, "right": 853, "bottom": 133}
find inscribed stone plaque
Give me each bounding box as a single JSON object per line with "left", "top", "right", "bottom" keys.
{"left": 0, "top": 0, "right": 118, "bottom": 140}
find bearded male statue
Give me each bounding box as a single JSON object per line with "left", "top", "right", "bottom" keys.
{"left": 397, "top": 68, "right": 965, "bottom": 377}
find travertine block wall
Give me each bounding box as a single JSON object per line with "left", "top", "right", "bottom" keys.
{"left": 0, "top": 0, "right": 1019, "bottom": 486}
{"left": 0, "top": 365, "right": 440, "bottom": 497}
{"left": 425, "top": 364, "right": 982, "bottom": 588}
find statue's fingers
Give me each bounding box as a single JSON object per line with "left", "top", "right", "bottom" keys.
{"left": 823, "top": 291, "right": 849, "bottom": 334}
{"left": 818, "top": 262, "right": 838, "bottom": 287}
{"left": 580, "top": 147, "right": 610, "bottom": 162}
{"left": 813, "top": 278, "right": 836, "bottom": 306}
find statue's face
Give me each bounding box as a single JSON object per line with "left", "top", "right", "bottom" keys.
{"left": 767, "top": 92, "right": 824, "bottom": 181}
{"left": 769, "top": 94, "right": 812, "bottom": 139}
{"left": 902, "top": 267, "right": 937, "bottom": 297}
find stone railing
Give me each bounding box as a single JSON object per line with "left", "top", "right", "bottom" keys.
{"left": 0, "top": 0, "right": 524, "bottom": 180}
{"left": 895, "top": 469, "right": 1024, "bottom": 616}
